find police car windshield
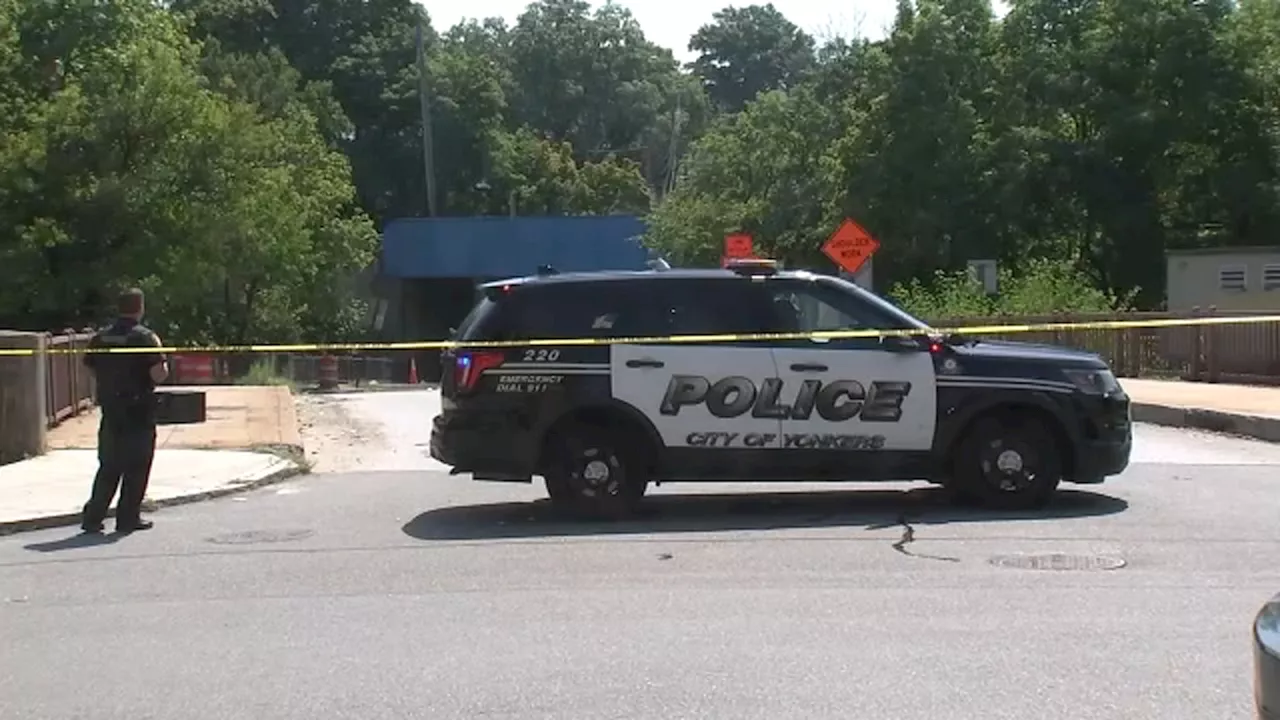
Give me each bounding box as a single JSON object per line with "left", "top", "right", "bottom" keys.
{"left": 816, "top": 275, "right": 934, "bottom": 331}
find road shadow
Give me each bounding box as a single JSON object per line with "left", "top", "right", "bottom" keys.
{"left": 401, "top": 487, "right": 1128, "bottom": 542}
{"left": 23, "top": 531, "right": 123, "bottom": 553}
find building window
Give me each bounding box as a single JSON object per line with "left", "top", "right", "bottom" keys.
{"left": 1264, "top": 264, "right": 1280, "bottom": 291}
{"left": 1219, "top": 265, "right": 1247, "bottom": 291}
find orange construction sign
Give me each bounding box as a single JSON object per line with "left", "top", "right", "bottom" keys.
{"left": 822, "top": 218, "right": 879, "bottom": 274}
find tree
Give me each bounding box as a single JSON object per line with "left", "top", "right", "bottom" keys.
{"left": 485, "top": 127, "right": 652, "bottom": 216}
{"left": 8, "top": 0, "right": 1280, "bottom": 331}
{"left": 0, "top": 0, "right": 376, "bottom": 342}
{"left": 832, "top": 0, "right": 1003, "bottom": 284}
{"left": 173, "top": 0, "right": 432, "bottom": 224}
{"left": 645, "top": 87, "right": 848, "bottom": 267}
{"left": 997, "top": 0, "right": 1280, "bottom": 305}
{"left": 688, "top": 4, "right": 816, "bottom": 112}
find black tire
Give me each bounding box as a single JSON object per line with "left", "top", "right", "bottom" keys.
{"left": 951, "top": 411, "right": 1062, "bottom": 511}
{"left": 543, "top": 423, "right": 648, "bottom": 520}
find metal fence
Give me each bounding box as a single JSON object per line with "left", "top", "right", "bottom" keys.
{"left": 923, "top": 308, "right": 1280, "bottom": 384}
{"left": 165, "top": 352, "right": 400, "bottom": 387}
{"left": 272, "top": 353, "right": 398, "bottom": 386}
{"left": 201, "top": 310, "right": 1280, "bottom": 387}
{"left": 19, "top": 307, "right": 1280, "bottom": 434}
{"left": 45, "top": 330, "right": 95, "bottom": 428}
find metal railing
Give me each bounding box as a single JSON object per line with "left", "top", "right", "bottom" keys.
{"left": 162, "top": 352, "right": 400, "bottom": 387}
{"left": 12, "top": 306, "right": 1280, "bottom": 433}
{"left": 924, "top": 307, "right": 1280, "bottom": 383}
{"left": 44, "top": 330, "right": 95, "bottom": 428}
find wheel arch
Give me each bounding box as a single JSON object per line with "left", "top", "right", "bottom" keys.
{"left": 939, "top": 392, "right": 1078, "bottom": 479}
{"left": 536, "top": 400, "right": 664, "bottom": 475}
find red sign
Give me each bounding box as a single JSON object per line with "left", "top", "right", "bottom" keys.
{"left": 722, "top": 233, "right": 754, "bottom": 267}
{"left": 822, "top": 218, "right": 879, "bottom": 274}
{"left": 724, "top": 233, "right": 753, "bottom": 257}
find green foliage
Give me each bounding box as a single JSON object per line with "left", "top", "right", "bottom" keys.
{"left": 6, "top": 0, "right": 1280, "bottom": 342}
{"left": 688, "top": 4, "right": 816, "bottom": 112}
{"left": 646, "top": 0, "right": 1280, "bottom": 310}
{"left": 888, "top": 259, "right": 1133, "bottom": 320}
{"left": 0, "top": 0, "right": 376, "bottom": 344}
{"left": 485, "top": 127, "right": 652, "bottom": 216}
{"left": 238, "top": 357, "right": 294, "bottom": 387}
{"left": 644, "top": 87, "right": 849, "bottom": 266}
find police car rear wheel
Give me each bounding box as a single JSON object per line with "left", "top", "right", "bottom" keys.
{"left": 953, "top": 412, "right": 1061, "bottom": 510}
{"left": 544, "top": 424, "right": 647, "bottom": 519}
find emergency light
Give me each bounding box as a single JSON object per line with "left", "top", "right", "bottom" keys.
{"left": 726, "top": 258, "right": 779, "bottom": 276}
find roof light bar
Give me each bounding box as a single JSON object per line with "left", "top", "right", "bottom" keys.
{"left": 726, "top": 258, "right": 779, "bottom": 276}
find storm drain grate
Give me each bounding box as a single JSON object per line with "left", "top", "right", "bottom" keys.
{"left": 205, "top": 529, "right": 314, "bottom": 545}
{"left": 988, "top": 553, "right": 1126, "bottom": 571}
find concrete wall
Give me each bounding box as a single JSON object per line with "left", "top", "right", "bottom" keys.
{"left": 0, "top": 332, "right": 48, "bottom": 465}
{"left": 1167, "top": 248, "right": 1280, "bottom": 311}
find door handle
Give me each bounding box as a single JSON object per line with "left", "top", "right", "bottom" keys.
{"left": 626, "top": 358, "right": 665, "bottom": 368}
{"left": 790, "top": 362, "right": 828, "bottom": 372}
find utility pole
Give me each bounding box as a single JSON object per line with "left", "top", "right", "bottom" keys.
{"left": 415, "top": 22, "right": 438, "bottom": 217}
{"left": 663, "top": 96, "right": 682, "bottom": 198}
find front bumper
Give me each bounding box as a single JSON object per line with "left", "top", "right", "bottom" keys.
{"left": 1072, "top": 435, "right": 1132, "bottom": 482}
{"left": 1068, "top": 392, "right": 1132, "bottom": 483}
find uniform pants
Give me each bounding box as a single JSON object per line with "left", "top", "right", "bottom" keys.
{"left": 83, "top": 411, "right": 157, "bottom": 527}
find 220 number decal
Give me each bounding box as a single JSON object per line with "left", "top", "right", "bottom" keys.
{"left": 522, "top": 349, "right": 561, "bottom": 362}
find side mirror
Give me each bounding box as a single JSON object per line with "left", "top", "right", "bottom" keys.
{"left": 880, "top": 335, "right": 922, "bottom": 353}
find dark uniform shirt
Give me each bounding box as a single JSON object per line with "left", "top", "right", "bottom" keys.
{"left": 84, "top": 318, "right": 165, "bottom": 425}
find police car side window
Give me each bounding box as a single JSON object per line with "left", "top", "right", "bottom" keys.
{"left": 512, "top": 282, "right": 667, "bottom": 339}
{"left": 665, "top": 280, "right": 775, "bottom": 336}
{"left": 768, "top": 281, "right": 896, "bottom": 332}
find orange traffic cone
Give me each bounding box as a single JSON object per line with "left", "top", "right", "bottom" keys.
{"left": 408, "top": 357, "right": 419, "bottom": 385}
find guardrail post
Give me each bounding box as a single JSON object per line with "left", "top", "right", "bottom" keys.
{"left": 0, "top": 331, "right": 48, "bottom": 464}
{"left": 1206, "top": 305, "right": 1219, "bottom": 383}
{"left": 1189, "top": 307, "right": 1204, "bottom": 381}
{"left": 1110, "top": 322, "right": 1125, "bottom": 376}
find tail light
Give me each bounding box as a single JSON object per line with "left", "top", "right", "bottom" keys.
{"left": 454, "top": 351, "right": 504, "bottom": 393}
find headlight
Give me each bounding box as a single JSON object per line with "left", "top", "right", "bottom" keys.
{"left": 1063, "top": 368, "right": 1121, "bottom": 396}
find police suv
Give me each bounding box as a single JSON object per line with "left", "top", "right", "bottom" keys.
{"left": 430, "top": 259, "right": 1132, "bottom": 518}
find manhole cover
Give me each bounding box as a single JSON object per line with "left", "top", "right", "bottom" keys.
{"left": 205, "top": 529, "right": 314, "bottom": 545}
{"left": 988, "top": 553, "right": 1126, "bottom": 571}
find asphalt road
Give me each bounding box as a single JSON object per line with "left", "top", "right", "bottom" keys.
{"left": 2, "top": 390, "right": 1278, "bottom": 720}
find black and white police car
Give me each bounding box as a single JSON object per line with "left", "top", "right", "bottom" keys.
{"left": 430, "top": 259, "right": 1132, "bottom": 518}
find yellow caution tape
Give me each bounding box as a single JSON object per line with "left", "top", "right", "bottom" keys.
{"left": 2, "top": 313, "right": 1279, "bottom": 356}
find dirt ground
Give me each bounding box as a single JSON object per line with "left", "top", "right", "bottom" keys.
{"left": 49, "top": 387, "right": 439, "bottom": 475}
{"left": 49, "top": 386, "right": 302, "bottom": 451}
{"left": 293, "top": 391, "right": 442, "bottom": 473}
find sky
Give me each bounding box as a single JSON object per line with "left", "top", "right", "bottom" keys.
{"left": 422, "top": 0, "right": 1005, "bottom": 63}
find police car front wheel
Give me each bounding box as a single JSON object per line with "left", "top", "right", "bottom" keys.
{"left": 543, "top": 424, "right": 648, "bottom": 519}
{"left": 952, "top": 412, "right": 1062, "bottom": 510}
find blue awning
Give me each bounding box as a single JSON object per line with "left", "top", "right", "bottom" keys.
{"left": 380, "top": 216, "right": 652, "bottom": 279}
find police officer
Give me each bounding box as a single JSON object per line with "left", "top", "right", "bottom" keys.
{"left": 81, "top": 288, "right": 169, "bottom": 534}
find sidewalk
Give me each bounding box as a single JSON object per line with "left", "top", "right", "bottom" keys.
{"left": 1122, "top": 378, "right": 1280, "bottom": 442}
{"left": 0, "top": 386, "right": 304, "bottom": 534}
{"left": 0, "top": 449, "right": 296, "bottom": 533}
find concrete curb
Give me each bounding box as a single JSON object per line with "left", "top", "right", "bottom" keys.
{"left": 1132, "top": 403, "right": 1280, "bottom": 443}
{"left": 0, "top": 458, "right": 306, "bottom": 537}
